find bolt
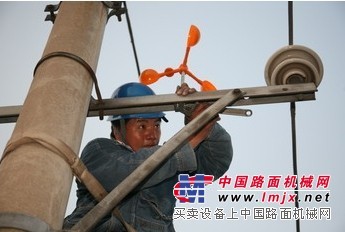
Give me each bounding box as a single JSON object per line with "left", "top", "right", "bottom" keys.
{"left": 233, "top": 88, "right": 241, "bottom": 94}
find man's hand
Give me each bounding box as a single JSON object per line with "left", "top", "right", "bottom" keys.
{"left": 187, "top": 103, "right": 220, "bottom": 149}
{"left": 175, "top": 83, "right": 196, "bottom": 96}
{"left": 175, "top": 83, "right": 220, "bottom": 149}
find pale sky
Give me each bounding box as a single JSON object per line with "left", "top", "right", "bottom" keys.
{"left": 0, "top": 2, "right": 344, "bottom": 232}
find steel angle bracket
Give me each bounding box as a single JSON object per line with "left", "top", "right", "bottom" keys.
{"left": 0, "top": 83, "right": 317, "bottom": 124}
{"left": 103, "top": 1, "right": 126, "bottom": 21}
{"left": 174, "top": 102, "right": 252, "bottom": 117}
{"left": 44, "top": 2, "right": 61, "bottom": 23}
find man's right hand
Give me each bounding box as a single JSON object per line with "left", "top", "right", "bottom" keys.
{"left": 187, "top": 103, "right": 220, "bottom": 149}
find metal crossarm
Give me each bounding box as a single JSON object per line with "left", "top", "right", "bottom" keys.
{"left": 0, "top": 83, "right": 316, "bottom": 124}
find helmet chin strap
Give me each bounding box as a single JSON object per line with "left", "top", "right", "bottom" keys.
{"left": 119, "top": 119, "right": 127, "bottom": 145}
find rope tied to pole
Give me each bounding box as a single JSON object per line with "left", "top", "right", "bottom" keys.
{"left": 1, "top": 132, "right": 135, "bottom": 231}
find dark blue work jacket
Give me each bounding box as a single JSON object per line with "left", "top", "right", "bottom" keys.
{"left": 63, "top": 123, "right": 233, "bottom": 231}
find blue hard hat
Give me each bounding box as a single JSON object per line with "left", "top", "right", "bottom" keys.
{"left": 107, "top": 82, "right": 168, "bottom": 122}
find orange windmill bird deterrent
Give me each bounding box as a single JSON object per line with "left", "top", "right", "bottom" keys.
{"left": 140, "top": 25, "right": 217, "bottom": 91}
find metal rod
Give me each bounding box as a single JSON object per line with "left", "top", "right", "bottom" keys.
{"left": 291, "top": 102, "right": 300, "bottom": 226}
{"left": 288, "top": 2, "right": 301, "bottom": 232}
{"left": 288, "top": 1, "right": 294, "bottom": 46}
{"left": 0, "top": 83, "right": 317, "bottom": 124}
{"left": 72, "top": 89, "right": 245, "bottom": 231}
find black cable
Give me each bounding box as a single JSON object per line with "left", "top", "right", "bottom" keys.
{"left": 288, "top": 2, "right": 301, "bottom": 232}
{"left": 288, "top": 1, "right": 294, "bottom": 46}
{"left": 123, "top": 1, "right": 141, "bottom": 77}
{"left": 290, "top": 101, "right": 300, "bottom": 232}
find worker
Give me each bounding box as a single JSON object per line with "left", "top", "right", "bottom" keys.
{"left": 63, "top": 82, "right": 233, "bottom": 231}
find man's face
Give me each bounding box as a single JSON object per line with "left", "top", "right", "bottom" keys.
{"left": 124, "top": 118, "right": 162, "bottom": 152}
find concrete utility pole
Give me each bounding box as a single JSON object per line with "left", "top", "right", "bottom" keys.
{"left": 0, "top": 2, "right": 107, "bottom": 231}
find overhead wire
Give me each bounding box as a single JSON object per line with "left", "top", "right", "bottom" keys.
{"left": 288, "top": 2, "right": 301, "bottom": 232}
{"left": 123, "top": 1, "right": 141, "bottom": 77}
